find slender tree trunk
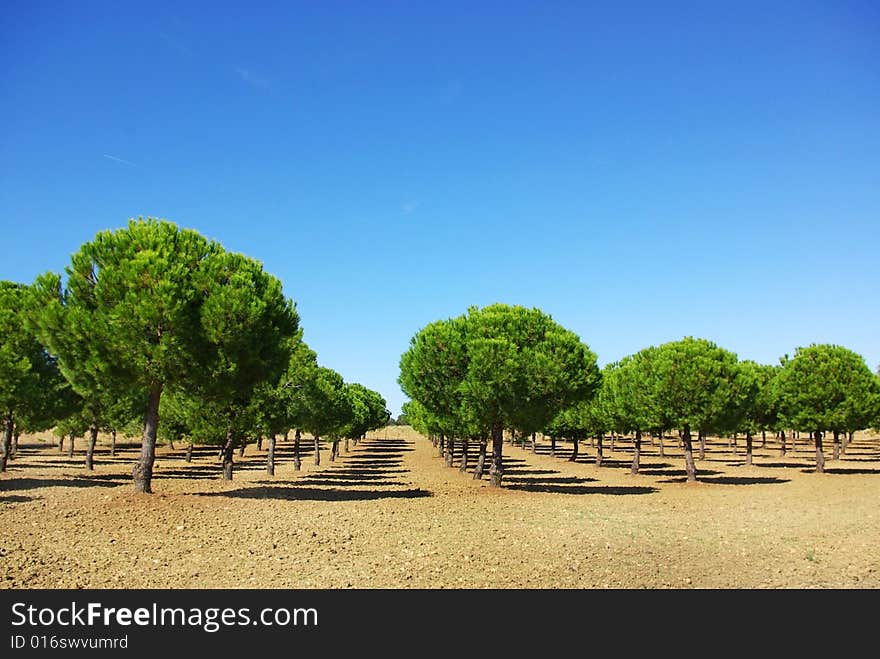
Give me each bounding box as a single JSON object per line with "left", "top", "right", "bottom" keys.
{"left": 344, "top": 437, "right": 350, "bottom": 453}
{"left": 698, "top": 430, "right": 706, "bottom": 461}
{"left": 473, "top": 436, "right": 488, "bottom": 480}
{"left": 682, "top": 424, "right": 697, "bottom": 483}
{"left": 610, "top": 434, "right": 615, "bottom": 452}
{"left": 221, "top": 427, "right": 235, "bottom": 481}
{"left": 266, "top": 434, "right": 276, "bottom": 476}
{"left": 814, "top": 429, "right": 825, "bottom": 473}
{"left": 761, "top": 430, "right": 766, "bottom": 449}
{"left": 658, "top": 432, "right": 665, "bottom": 457}
{"left": 841, "top": 431, "right": 850, "bottom": 455}
{"left": 10, "top": 429, "right": 19, "bottom": 458}
{"left": 531, "top": 432, "right": 536, "bottom": 453}
{"left": 169, "top": 437, "right": 176, "bottom": 450}
{"left": 133, "top": 383, "right": 162, "bottom": 493}
{"left": 85, "top": 423, "right": 98, "bottom": 471}
{"left": 631, "top": 430, "right": 642, "bottom": 475}
{"left": 293, "top": 429, "right": 302, "bottom": 470}
{"left": 58, "top": 432, "right": 64, "bottom": 453}
{"left": 550, "top": 435, "right": 556, "bottom": 457}
{"left": 590, "top": 435, "right": 595, "bottom": 449}
{"left": 110, "top": 429, "right": 117, "bottom": 457}
{"left": 185, "top": 442, "right": 193, "bottom": 463}
{"left": 314, "top": 435, "right": 321, "bottom": 466}
{"left": 256, "top": 435, "right": 263, "bottom": 451}
{"left": 330, "top": 439, "right": 339, "bottom": 462}
{"left": 730, "top": 432, "right": 737, "bottom": 455}
{"left": 445, "top": 437, "right": 454, "bottom": 467}
{"left": 832, "top": 430, "right": 840, "bottom": 461}
{"left": 779, "top": 430, "right": 787, "bottom": 457}
{"left": 745, "top": 431, "right": 753, "bottom": 466}
{"left": 284, "top": 430, "right": 289, "bottom": 442}
{"left": 67, "top": 431, "right": 75, "bottom": 458}
{"left": 596, "top": 433, "right": 604, "bottom": 467}
{"left": 238, "top": 442, "right": 246, "bottom": 457}
{"left": 438, "top": 433, "right": 445, "bottom": 458}
{"left": 0, "top": 415, "right": 13, "bottom": 472}
{"left": 568, "top": 436, "right": 579, "bottom": 462}
{"left": 489, "top": 422, "right": 504, "bottom": 487}
{"left": 791, "top": 430, "right": 797, "bottom": 452}
{"left": 460, "top": 438, "right": 469, "bottom": 473}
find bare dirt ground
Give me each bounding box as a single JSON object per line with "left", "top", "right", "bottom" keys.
{"left": 2, "top": 427, "right": 879, "bottom": 589}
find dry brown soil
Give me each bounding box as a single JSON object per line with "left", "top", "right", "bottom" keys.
{"left": 2, "top": 428, "right": 879, "bottom": 589}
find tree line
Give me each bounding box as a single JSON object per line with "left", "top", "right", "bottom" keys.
{"left": 0, "top": 218, "right": 390, "bottom": 491}
{"left": 398, "top": 305, "right": 880, "bottom": 485}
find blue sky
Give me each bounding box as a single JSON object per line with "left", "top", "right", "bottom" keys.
{"left": 2, "top": 1, "right": 878, "bottom": 416}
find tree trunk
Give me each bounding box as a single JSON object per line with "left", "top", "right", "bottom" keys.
{"left": 489, "top": 422, "right": 504, "bottom": 487}
{"left": 344, "top": 437, "right": 350, "bottom": 453}
{"left": 473, "top": 436, "right": 488, "bottom": 480}
{"left": 445, "top": 437, "right": 454, "bottom": 467}
{"left": 10, "top": 429, "right": 19, "bottom": 459}
{"left": 185, "top": 442, "right": 193, "bottom": 463}
{"left": 293, "top": 429, "right": 302, "bottom": 470}
{"left": 314, "top": 435, "right": 321, "bottom": 466}
{"left": 590, "top": 435, "right": 595, "bottom": 449}
{"left": 266, "top": 434, "right": 276, "bottom": 476}
{"left": 330, "top": 439, "right": 339, "bottom": 462}
{"left": 832, "top": 430, "right": 840, "bottom": 461}
{"left": 438, "top": 433, "right": 445, "bottom": 458}
{"left": 169, "top": 437, "right": 176, "bottom": 450}
{"left": 110, "top": 429, "right": 117, "bottom": 457}
{"left": 85, "top": 423, "right": 98, "bottom": 471}
{"left": 221, "top": 426, "right": 235, "bottom": 481}
{"left": 682, "top": 424, "right": 697, "bottom": 483}
{"left": 730, "top": 432, "right": 737, "bottom": 455}
{"left": 698, "top": 430, "right": 706, "bottom": 461}
{"left": 58, "top": 433, "right": 64, "bottom": 453}
{"left": 133, "top": 383, "right": 162, "bottom": 493}
{"left": 779, "top": 430, "right": 787, "bottom": 457}
{"left": 0, "top": 415, "right": 13, "bottom": 472}
{"left": 531, "top": 432, "right": 536, "bottom": 453}
{"left": 460, "top": 438, "right": 469, "bottom": 473}
{"left": 550, "top": 435, "right": 556, "bottom": 457}
{"left": 745, "top": 431, "right": 753, "bottom": 466}
{"left": 610, "top": 434, "right": 615, "bottom": 452}
{"left": 658, "top": 432, "right": 665, "bottom": 457}
{"left": 631, "top": 430, "right": 642, "bottom": 475}
{"left": 256, "top": 435, "right": 263, "bottom": 452}
{"left": 238, "top": 443, "right": 246, "bottom": 457}
{"left": 569, "top": 437, "right": 579, "bottom": 462}
{"left": 596, "top": 433, "right": 604, "bottom": 467}
{"left": 67, "top": 431, "right": 75, "bottom": 458}
{"left": 841, "top": 431, "right": 850, "bottom": 455}
{"left": 284, "top": 430, "right": 289, "bottom": 441}
{"left": 761, "top": 430, "right": 766, "bottom": 449}
{"left": 815, "top": 429, "right": 825, "bottom": 473}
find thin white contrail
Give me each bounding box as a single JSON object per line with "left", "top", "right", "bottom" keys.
{"left": 103, "top": 154, "right": 136, "bottom": 166}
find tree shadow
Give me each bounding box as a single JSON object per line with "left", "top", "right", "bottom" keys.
{"left": 0, "top": 494, "right": 39, "bottom": 503}
{"left": 0, "top": 477, "right": 124, "bottom": 490}
{"left": 503, "top": 468, "right": 560, "bottom": 476}
{"left": 808, "top": 467, "right": 880, "bottom": 475}
{"left": 504, "top": 483, "right": 657, "bottom": 495}
{"left": 660, "top": 475, "right": 789, "bottom": 485}
{"left": 503, "top": 475, "right": 596, "bottom": 485}
{"left": 192, "top": 486, "right": 431, "bottom": 502}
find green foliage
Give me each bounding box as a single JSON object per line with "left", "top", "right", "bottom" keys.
{"left": 299, "top": 366, "right": 348, "bottom": 440}
{"left": 651, "top": 337, "right": 741, "bottom": 433}
{"left": 460, "top": 304, "right": 600, "bottom": 433}
{"left": 0, "top": 281, "right": 69, "bottom": 431}
{"left": 778, "top": 344, "right": 878, "bottom": 433}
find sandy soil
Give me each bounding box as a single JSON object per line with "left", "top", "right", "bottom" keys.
{"left": 2, "top": 427, "right": 878, "bottom": 589}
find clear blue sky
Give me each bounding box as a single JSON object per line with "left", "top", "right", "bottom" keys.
{"left": 2, "top": 1, "right": 878, "bottom": 416}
